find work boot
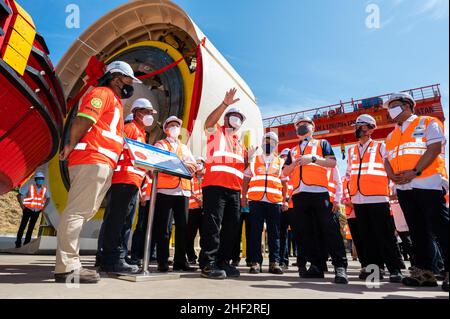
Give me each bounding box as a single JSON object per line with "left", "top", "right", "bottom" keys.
{"left": 389, "top": 269, "right": 404, "bottom": 283}
{"left": 188, "top": 258, "right": 197, "bottom": 265}
{"left": 218, "top": 261, "right": 240, "bottom": 277}
{"left": 298, "top": 266, "right": 307, "bottom": 277}
{"left": 280, "top": 263, "right": 289, "bottom": 270}
{"left": 334, "top": 267, "right": 348, "bottom": 284}
{"left": 201, "top": 263, "right": 227, "bottom": 280}
{"left": 249, "top": 263, "right": 261, "bottom": 274}
{"left": 54, "top": 268, "right": 100, "bottom": 284}
{"left": 300, "top": 265, "right": 324, "bottom": 279}
{"left": 100, "top": 260, "right": 140, "bottom": 274}
{"left": 442, "top": 272, "right": 449, "bottom": 292}
{"left": 15, "top": 242, "right": 21, "bottom": 249}
{"left": 402, "top": 267, "right": 438, "bottom": 287}
{"left": 173, "top": 262, "right": 197, "bottom": 272}
{"left": 269, "top": 262, "right": 284, "bottom": 275}
{"left": 125, "top": 256, "right": 143, "bottom": 267}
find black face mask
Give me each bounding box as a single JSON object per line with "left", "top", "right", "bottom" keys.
{"left": 120, "top": 83, "right": 135, "bottom": 99}
{"left": 355, "top": 127, "right": 364, "bottom": 139}
{"left": 265, "top": 143, "right": 275, "bottom": 154}
{"left": 297, "top": 125, "right": 310, "bottom": 136}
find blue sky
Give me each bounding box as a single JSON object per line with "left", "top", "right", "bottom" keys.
{"left": 23, "top": 0, "right": 449, "bottom": 169}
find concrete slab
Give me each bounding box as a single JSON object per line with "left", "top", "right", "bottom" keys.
{"left": 0, "top": 254, "right": 448, "bottom": 299}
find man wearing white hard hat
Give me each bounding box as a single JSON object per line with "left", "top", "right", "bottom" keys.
{"left": 16, "top": 172, "right": 50, "bottom": 248}
{"left": 283, "top": 116, "right": 348, "bottom": 284}
{"left": 186, "top": 156, "right": 207, "bottom": 265}
{"left": 346, "top": 114, "right": 404, "bottom": 283}
{"left": 153, "top": 116, "right": 198, "bottom": 272}
{"left": 55, "top": 60, "right": 140, "bottom": 283}
{"left": 96, "top": 98, "right": 157, "bottom": 273}
{"left": 199, "top": 88, "right": 249, "bottom": 279}
{"left": 278, "top": 148, "right": 296, "bottom": 270}
{"left": 242, "top": 132, "right": 288, "bottom": 274}
{"left": 384, "top": 93, "right": 449, "bottom": 291}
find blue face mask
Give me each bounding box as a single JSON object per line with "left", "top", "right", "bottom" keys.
{"left": 35, "top": 179, "right": 44, "bottom": 186}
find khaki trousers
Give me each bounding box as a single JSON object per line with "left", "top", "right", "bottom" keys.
{"left": 55, "top": 164, "right": 113, "bottom": 274}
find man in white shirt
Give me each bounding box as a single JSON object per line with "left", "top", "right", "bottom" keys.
{"left": 384, "top": 93, "right": 448, "bottom": 291}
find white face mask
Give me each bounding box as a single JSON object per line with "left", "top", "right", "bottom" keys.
{"left": 228, "top": 116, "right": 242, "bottom": 130}
{"left": 167, "top": 126, "right": 181, "bottom": 139}
{"left": 388, "top": 106, "right": 404, "bottom": 120}
{"left": 142, "top": 115, "right": 154, "bottom": 127}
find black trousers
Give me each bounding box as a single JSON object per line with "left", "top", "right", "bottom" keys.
{"left": 353, "top": 203, "right": 403, "bottom": 272}
{"left": 199, "top": 186, "right": 241, "bottom": 268}
{"left": 130, "top": 200, "right": 157, "bottom": 260}
{"left": 16, "top": 208, "right": 41, "bottom": 246}
{"left": 279, "top": 209, "right": 290, "bottom": 266}
{"left": 99, "top": 183, "right": 139, "bottom": 264}
{"left": 231, "top": 211, "right": 251, "bottom": 263}
{"left": 347, "top": 217, "right": 367, "bottom": 268}
{"left": 397, "top": 188, "right": 449, "bottom": 272}
{"left": 292, "top": 192, "right": 347, "bottom": 268}
{"left": 186, "top": 208, "right": 203, "bottom": 261}
{"left": 153, "top": 193, "right": 189, "bottom": 265}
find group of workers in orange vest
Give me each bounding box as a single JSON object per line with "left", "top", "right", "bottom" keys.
{"left": 38, "top": 60, "right": 447, "bottom": 292}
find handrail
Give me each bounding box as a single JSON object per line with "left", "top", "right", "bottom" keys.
{"left": 263, "top": 84, "right": 441, "bottom": 128}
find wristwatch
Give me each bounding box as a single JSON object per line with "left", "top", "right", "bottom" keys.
{"left": 413, "top": 168, "right": 422, "bottom": 176}
{"left": 311, "top": 156, "right": 317, "bottom": 163}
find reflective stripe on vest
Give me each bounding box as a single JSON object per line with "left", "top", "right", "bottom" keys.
{"left": 290, "top": 139, "right": 328, "bottom": 192}
{"left": 248, "top": 155, "right": 284, "bottom": 203}
{"left": 23, "top": 184, "right": 47, "bottom": 210}
{"left": 189, "top": 177, "right": 203, "bottom": 209}
{"left": 72, "top": 101, "right": 124, "bottom": 165}
{"left": 327, "top": 168, "right": 336, "bottom": 202}
{"left": 348, "top": 140, "right": 389, "bottom": 197}
{"left": 156, "top": 139, "right": 191, "bottom": 191}
{"left": 203, "top": 125, "right": 246, "bottom": 190}
{"left": 385, "top": 116, "right": 446, "bottom": 179}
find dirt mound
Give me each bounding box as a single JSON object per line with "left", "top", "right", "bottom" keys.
{"left": 0, "top": 191, "right": 40, "bottom": 236}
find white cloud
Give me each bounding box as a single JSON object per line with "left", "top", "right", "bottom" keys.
{"left": 413, "top": 0, "right": 449, "bottom": 20}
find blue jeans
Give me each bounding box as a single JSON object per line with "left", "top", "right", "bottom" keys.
{"left": 248, "top": 201, "right": 281, "bottom": 265}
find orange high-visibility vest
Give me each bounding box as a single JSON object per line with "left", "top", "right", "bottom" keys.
{"left": 112, "top": 121, "right": 147, "bottom": 188}
{"left": 348, "top": 140, "right": 389, "bottom": 197}
{"left": 342, "top": 178, "right": 355, "bottom": 219}
{"left": 140, "top": 175, "right": 153, "bottom": 202}
{"left": 69, "top": 87, "right": 124, "bottom": 169}
{"left": 156, "top": 139, "right": 192, "bottom": 192}
{"left": 344, "top": 224, "right": 352, "bottom": 240}
{"left": 287, "top": 179, "right": 294, "bottom": 209}
{"left": 385, "top": 116, "right": 446, "bottom": 179}
{"left": 189, "top": 176, "right": 203, "bottom": 210}
{"left": 327, "top": 168, "right": 337, "bottom": 203}
{"left": 248, "top": 155, "right": 284, "bottom": 204}
{"left": 290, "top": 139, "right": 328, "bottom": 192}
{"left": 23, "top": 184, "right": 47, "bottom": 211}
{"left": 203, "top": 124, "right": 247, "bottom": 191}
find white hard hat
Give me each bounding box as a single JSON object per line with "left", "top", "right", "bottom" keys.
{"left": 125, "top": 114, "right": 134, "bottom": 122}
{"left": 35, "top": 172, "right": 45, "bottom": 179}
{"left": 264, "top": 131, "right": 279, "bottom": 143}
{"left": 163, "top": 116, "right": 182, "bottom": 130}
{"left": 384, "top": 92, "right": 416, "bottom": 109}
{"left": 280, "top": 148, "right": 291, "bottom": 157}
{"left": 295, "top": 116, "right": 315, "bottom": 127}
{"left": 355, "top": 114, "right": 377, "bottom": 128}
{"left": 224, "top": 106, "right": 246, "bottom": 122}
{"left": 195, "top": 156, "right": 206, "bottom": 163}
{"left": 106, "top": 61, "right": 142, "bottom": 83}
{"left": 130, "top": 98, "right": 157, "bottom": 114}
